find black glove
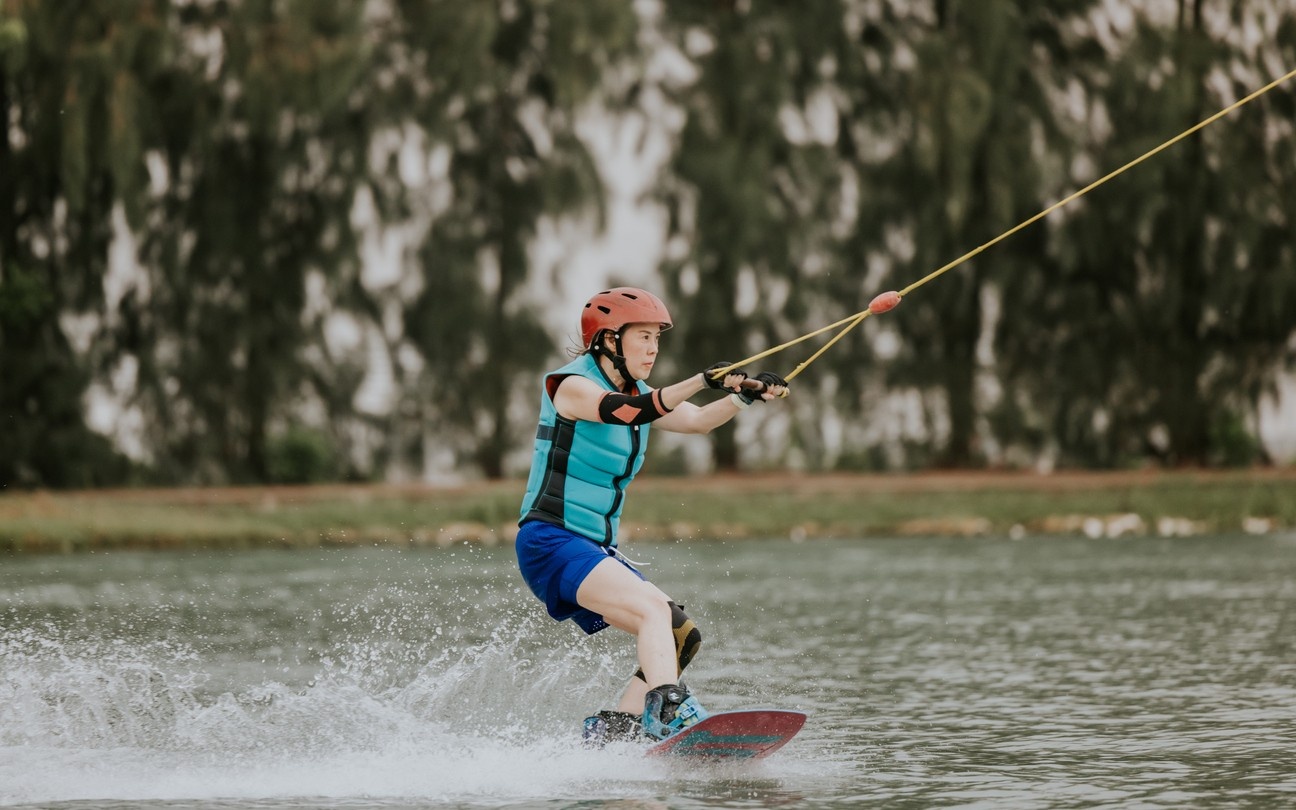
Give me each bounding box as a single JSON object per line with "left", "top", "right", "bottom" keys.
{"left": 702, "top": 362, "right": 747, "bottom": 391}
{"left": 737, "top": 371, "right": 789, "bottom": 404}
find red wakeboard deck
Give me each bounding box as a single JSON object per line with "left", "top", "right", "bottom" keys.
{"left": 644, "top": 709, "right": 807, "bottom": 760}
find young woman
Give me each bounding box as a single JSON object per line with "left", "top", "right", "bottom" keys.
{"left": 515, "top": 287, "right": 789, "bottom": 743}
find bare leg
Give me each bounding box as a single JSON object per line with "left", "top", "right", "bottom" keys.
{"left": 575, "top": 558, "right": 677, "bottom": 712}
{"left": 616, "top": 672, "right": 652, "bottom": 714}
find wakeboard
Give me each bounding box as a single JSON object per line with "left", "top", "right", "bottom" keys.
{"left": 644, "top": 709, "right": 806, "bottom": 760}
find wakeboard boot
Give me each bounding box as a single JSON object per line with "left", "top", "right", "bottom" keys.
{"left": 641, "top": 682, "right": 709, "bottom": 741}
{"left": 581, "top": 710, "right": 643, "bottom": 747}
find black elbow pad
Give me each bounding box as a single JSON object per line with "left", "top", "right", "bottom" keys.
{"left": 598, "top": 390, "right": 672, "bottom": 426}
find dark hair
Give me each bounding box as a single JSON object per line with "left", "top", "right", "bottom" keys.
{"left": 567, "top": 333, "right": 595, "bottom": 358}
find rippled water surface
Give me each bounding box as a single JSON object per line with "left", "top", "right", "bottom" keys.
{"left": 3, "top": 534, "right": 1295, "bottom": 808}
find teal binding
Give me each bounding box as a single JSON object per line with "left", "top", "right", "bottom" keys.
{"left": 641, "top": 683, "right": 710, "bottom": 741}
{"left": 519, "top": 354, "right": 651, "bottom": 547}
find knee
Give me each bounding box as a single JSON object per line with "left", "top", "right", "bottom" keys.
{"left": 633, "top": 600, "right": 703, "bottom": 683}
{"left": 646, "top": 591, "right": 675, "bottom": 627}
{"left": 626, "top": 588, "right": 673, "bottom": 632}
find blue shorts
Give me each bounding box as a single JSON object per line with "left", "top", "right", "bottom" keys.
{"left": 515, "top": 520, "right": 645, "bottom": 635}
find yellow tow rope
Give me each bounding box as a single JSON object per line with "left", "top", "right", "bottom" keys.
{"left": 713, "top": 65, "right": 1296, "bottom": 388}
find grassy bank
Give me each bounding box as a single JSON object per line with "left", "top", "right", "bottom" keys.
{"left": 1, "top": 469, "right": 1294, "bottom": 554}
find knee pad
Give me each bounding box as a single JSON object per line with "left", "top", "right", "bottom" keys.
{"left": 670, "top": 601, "right": 702, "bottom": 673}
{"left": 634, "top": 600, "right": 702, "bottom": 682}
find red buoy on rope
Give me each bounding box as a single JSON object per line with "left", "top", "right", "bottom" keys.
{"left": 868, "top": 290, "right": 902, "bottom": 315}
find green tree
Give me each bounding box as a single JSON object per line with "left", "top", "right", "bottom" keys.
{"left": 654, "top": 0, "right": 847, "bottom": 470}
{"left": 4, "top": 0, "right": 642, "bottom": 486}
{"left": 836, "top": 0, "right": 1099, "bottom": 468}
{"left": 394, "top": 1, "right": 639, "bottom": 479}
{"left": 996, "top": 1, "right": 1296, "bottom": 466}
{"left": 0, "top": 0, "right": 164, "bottom": 486}
{"left": 125, "top": 0, "right": 375, "bottom": 483}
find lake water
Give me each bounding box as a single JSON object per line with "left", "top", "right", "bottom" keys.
{"left": 2, "top": 534, "right": 1295, "bottom": 808}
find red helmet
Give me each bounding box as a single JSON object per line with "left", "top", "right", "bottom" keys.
{"left": 580, "top": 287, "right": 673, "bottom": 349}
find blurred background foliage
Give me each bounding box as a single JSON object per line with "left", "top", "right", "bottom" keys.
{"left": 1, "top": 0, "right": 1293, "bottom": 488}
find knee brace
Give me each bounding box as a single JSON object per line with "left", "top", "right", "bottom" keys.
{"left": 634, "top": 601, "right": 703, "bottom": 682}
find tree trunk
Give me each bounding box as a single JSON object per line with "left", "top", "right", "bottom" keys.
{"left": 938, "top": 270, "right": 981, "bottom": 467}
{"left": 1162, "top": 0, "right": 1210, "bottom": 465}
{"left": 713, "top": 427, "right": 739, "bottom": 472}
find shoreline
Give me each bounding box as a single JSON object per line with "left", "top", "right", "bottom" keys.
{"left": 2, "top": 469, "right": 1294, "bottom": 554}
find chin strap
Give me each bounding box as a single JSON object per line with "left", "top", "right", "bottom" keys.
{"left": 592, "top": 329, "right": 634, "bottom": 386}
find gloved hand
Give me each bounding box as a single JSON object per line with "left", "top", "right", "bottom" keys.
{"left": 737, "top": 371, "right": 789, "bottom": 404}
{"left": 702, "top": 362, "right": 747, "bottom": 392}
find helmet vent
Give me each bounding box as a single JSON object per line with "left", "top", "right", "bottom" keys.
{"left": 597, "top": 305, "right": 612, "bottom": 314}
{"left": 621, "top": 292, "right": 639, "bottom": 299}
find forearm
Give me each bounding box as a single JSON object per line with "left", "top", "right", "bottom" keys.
{"left": 656, "top": 393, "right": 747, "bottom": 434}
{"left": 688, "top": 395, "right": 747, "bottom": 434}
{"left": 655, "top": 373, "right": 709, "bottom": 411}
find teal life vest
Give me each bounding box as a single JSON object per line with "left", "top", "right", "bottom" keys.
{"left": 519, "top": 353, "right": 651, "bottom": 546}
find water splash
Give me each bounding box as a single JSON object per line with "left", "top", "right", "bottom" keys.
{"left": 0, "top": 626, "right": 203, "bottom": 750}
{"left": 0, "top": 619, "right": 678, "bottom": 806}
{"left": 0, "top": 547, "right": 831, "bottom": 807}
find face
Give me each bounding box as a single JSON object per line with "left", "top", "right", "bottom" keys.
{"left": 609, "top": 322, "right": 662, "bottom": 380}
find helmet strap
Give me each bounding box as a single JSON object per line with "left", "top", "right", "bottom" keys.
{"left": 593, "top": 330, "right": 634, "bottom": 390}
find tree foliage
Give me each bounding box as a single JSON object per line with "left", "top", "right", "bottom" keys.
{"left": 115, "top": 0, "right": 377, "bottom": 483}
{"left": 2, "top": 0, "right": 1293, "bottom": 488}
{"left": 0, "top": 0, "right": 165, "bottom": 486}
{"left": 996, "top": 0, "right": 1296, "bottom": 466}
{"left": 829, "top": 0, "right": 1105, "bottom": 468}
{"left": 393, "top": 0, "right": 638, "bottom": 479}
{"left": 653, "top": 0, "right": 848, "bottom": 470}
